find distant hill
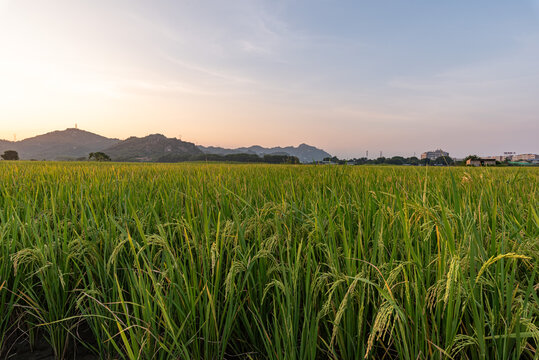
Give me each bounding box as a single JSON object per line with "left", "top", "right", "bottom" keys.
{"left": 0, "top": 139, "right": 13, "bottom": 149}
{"left": 198, "top": 143, "right": 331, "bottom": 163}
{"left": 0, "top": 128, "right": 120, "bottom": 160}
{"left": 1, "top": 128, "right": 331, "bottom": 163}
{"left": 102, "top": 134, "right": 202, "bottom": 162}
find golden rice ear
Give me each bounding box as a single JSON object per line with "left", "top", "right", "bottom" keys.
{"left": 443, "top": 257, "right": 460, "bottom": 309}
{"left": 450, "top": 334, "right": 479, "bottom": 358}
{"left": 365, "top": 301, "right": 395, "bottom": 358}
{"left": 475, "top": 253, "right": 531, "bottom": 283}
{"left": 330, "top": 276, "right": 359, "bottom": 347}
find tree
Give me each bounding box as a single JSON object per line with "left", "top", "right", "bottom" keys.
{"left": 1, "top": 150, "right": 19, "bottom": 160}
{"left": 374, "top": 157, "right": 386, "bottom": 164}
{"left": 263, "top": 154, "right": 300, "bottom": 164}
{"left": 419, "top": 158, "right": 431, "bottom": 166}
{"left": 89, "top": 152, "right": 111, "bottom": 161}
{"left": 456, "top": 155, "right": 480, "bottom": 166}
{"left": 386, "top": 156, "right": 405, "bottom": 165}
{"left": 407, "top": 156, "right": 420, "bottom": 165}
{"left": 354, "top": 157, "right": 368, "bottom": 165}
{"left": 323, "top": 156, "right": 340, "bottom": 163}
{"left": 433, "top": 156, "right": 454, "bottom": 166}
{"left": 464, "top": 155, "right": 479, "bottom": 162}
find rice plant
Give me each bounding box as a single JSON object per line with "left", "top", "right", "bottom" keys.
{"left": 0, "top": 162, "right": 537, "bottom": 359}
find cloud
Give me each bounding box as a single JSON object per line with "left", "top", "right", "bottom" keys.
{"left": 162, "top": 55, "right": 254, "bottom": 84}
{"left": 239, "top": 40, "right": 271, "bottom": 55}
{"left": 123, "top": 80, "right": 216, "bottom": 97}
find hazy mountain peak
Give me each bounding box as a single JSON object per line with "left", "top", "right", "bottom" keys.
{"left": 0, "top": 128, "right": 120, "bottom": 160}
{"left": 1, "top": 128, "right": 331, "bottom": 163}
{"left": 102, "top": 133, "right": 202, "bottom": 162}
{"left": 198, "top": 143, "right": 331, "bottom": 163}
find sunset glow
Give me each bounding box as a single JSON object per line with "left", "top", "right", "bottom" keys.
{"left": 1, "top": 0, "right": 538, "bottom": 157}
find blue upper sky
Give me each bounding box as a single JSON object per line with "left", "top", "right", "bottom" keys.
{"left": 0, "top": 0, "right": 538, "bottom": 157}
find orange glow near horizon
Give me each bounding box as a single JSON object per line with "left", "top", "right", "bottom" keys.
{"left": 1, "top": 1, "right": 538, "bottom": 158}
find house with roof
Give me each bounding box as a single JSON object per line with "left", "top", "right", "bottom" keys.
{"left": 466, "top": 158, "right": 496, "bottom": 166}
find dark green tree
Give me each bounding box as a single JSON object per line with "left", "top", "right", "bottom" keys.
{"left": 420, "top": 158, "right": 431, "bottom": 166}
{"left": 407, "top": 156, "right": 420, "bottom": 165}
{"left": 323, "top": 156, "right": 340, "bottom": 163}
{"left": 433, "top": 156, "right": 454, "bottom": 166}
{"left": 464, "top": 155, "right": 480, "bottom": 162}
{"left": 386, "top": 156, "right": 405, "bottom": 165}
{"left": 374, "top": 157, "right": 386, "bottom": 164}
{"left": 263, "top": 154, "right": 300, "bottom": 164}
{"left": 89, "top": 152, "right": 111, "bottom": 161}
{"left": 1, "top": 150, "right": 19, "bottom": 160}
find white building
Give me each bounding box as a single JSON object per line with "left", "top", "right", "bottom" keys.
{"left": 484, "top": 156, "right": 507, "bottom": 162}
{"left": 512, "top": 154, "right": 539, "bottom": 161}
{"left": 421, "top": 149, "right": 449, "bottom": 160}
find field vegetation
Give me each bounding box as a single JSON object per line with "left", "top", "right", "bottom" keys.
{"left": 0, "top": 162, "right": 537, "bottom": 359}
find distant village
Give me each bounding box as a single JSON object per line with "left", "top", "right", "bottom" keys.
{"left": 322, "top": 149, "right": 539, "bottom": 166}
{"left": 421, "top": 149, "right": 539, "bottom": 166}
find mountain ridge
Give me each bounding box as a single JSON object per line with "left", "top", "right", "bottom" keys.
{"left": 102, "top": 133, "right": 202, "bottom": 162}
{"left": 0, "top": 128, "right": 120, "bottom": 160}
{"left": 0, "top": 128, "right": 332, "bottom": 162}
{"left": 198, "top": 143, "right": 331, "bottom": 163}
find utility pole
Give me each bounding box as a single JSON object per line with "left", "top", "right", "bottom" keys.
{"left": 366, "top": 150, "right": 368, "bottom": 159}
{"left": 380, "top": 151, "right": 382, "bottom": 158}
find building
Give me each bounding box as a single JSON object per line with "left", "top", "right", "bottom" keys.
{"left": 421, "top": 149, "right": 449, "bottom": 160}
{"left": 512, "top": 154, "right": 539, "bottom": 162}
{"left": 484, "top": 156, "right": 507, "bottom": 162}
{"left": 466, "top": 158, "right": 496, "bottom": 166}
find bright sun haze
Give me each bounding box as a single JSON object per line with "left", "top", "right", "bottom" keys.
{"left": 1, "top": 0, "right": 538, "bottom": 158}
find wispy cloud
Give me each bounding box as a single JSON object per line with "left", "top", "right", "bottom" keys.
{"left": 238, "top": 40, "right": 272, "bottom": 55}
{"left": 162, "top": 54, "right": 254, "bottom": 84}
{"left": 123, "top": 79, "right": 217, "bottom": 96}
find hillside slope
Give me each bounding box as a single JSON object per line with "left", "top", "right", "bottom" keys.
{"left": 198, "top": 143, "right": 331, "bottom": 163}
{"left": 0, "top": 128, "right": 120, "bottom": 160}
{"left": 102, "top": 134, "right": 202, "bottom": 162}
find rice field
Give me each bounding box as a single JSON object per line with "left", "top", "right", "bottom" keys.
{"left": 0, "top": 162, "right": 537, "bottom": 360}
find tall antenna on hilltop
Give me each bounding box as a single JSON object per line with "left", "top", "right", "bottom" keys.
{"left": 75, "top": 123, "right": 78, "bottom": 129}
{"left": 13, "top": 134, "right": 16, "bottom": 142}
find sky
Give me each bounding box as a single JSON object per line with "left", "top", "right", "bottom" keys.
{"left": 0, "top": 0, "right": 538, "bottom": 158}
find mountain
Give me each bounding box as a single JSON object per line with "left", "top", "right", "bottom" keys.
{"left": 198, "top": 143, "right": 331, "bottom": 163}
{"left": 102, "top": 134, "right": 202, "bottom": 162}
{"left": 1, "top": 128, "right": 331, "bottom": 163}
{"left": 0, "top": 128, "right": 120, "bottom": 160}
{"left": 0, "top": 139, "right": 13, "bottom": 149}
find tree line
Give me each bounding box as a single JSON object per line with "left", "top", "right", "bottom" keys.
{"left": 158, "top": 153, "right": 300, "bottom": 164}
{"left": 320, "top": 155, "right": 522, "bottom": 166}
{"left": 1, "top": 150, "right": 527, "bottom": 166}
{"left": 322, "top": 155, "right": 455, "bottom": 166}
